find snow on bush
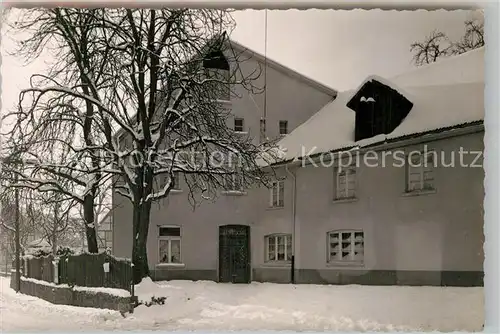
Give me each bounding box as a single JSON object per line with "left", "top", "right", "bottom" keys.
{"left": 134, "top": 277, "right": 168, "bottom": 304}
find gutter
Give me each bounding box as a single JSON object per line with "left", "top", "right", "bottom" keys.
{"left": 297, "top": 121, "right": 484, "bottom": 167}
{"left": 285, "top": 164, "right": 297, "bottom": 284}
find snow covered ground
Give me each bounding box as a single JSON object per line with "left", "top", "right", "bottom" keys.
{"left": 0, "top": 276, "right": 483, "bottom": 332}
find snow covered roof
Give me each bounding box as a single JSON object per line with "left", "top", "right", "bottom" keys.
{"left": 276, "top": 48, "right": 484, "bottom": 162}
{"left": 391, "top": 47, "right": 484, "bottom": 88}
{"left": 26, "top": 238, "right": 51, "bottom": 249}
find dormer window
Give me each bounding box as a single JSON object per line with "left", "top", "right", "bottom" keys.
{"left": 203, "top": 48, "right": 230, "bottom": 101}
{"left": 347, "top": 79, "right": 413, "bottom": 142}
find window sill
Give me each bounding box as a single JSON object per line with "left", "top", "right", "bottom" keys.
{"left": 221, "top": 190, "right": 248, "bottom": 196}
{"left": 262, "top": 262, "right": 291, "bottom": 268}
{"left": 233, "top": 131, "right": 248, "bottom": 135}
{"left": 155, "top": 263, "right": 185, "bottom": 268}
{"left": 170, "top": 189, "right": 183, "bottom": 194}
{"left": 213, "top": 99, "right": 232, "bottom": 105}
{"left": 401, "top": 189, "right": 437, "bottom": 197}
{"left": 332, "top": 197, "right": 358, "bottom": 204}
{"left": 326, "top": 261, "right": 364, "bottom": 268}
{"left": 266, "top": 206, "right": 285, "bottom": 211}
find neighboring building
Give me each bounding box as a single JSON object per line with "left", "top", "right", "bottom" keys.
{"left": 82, "top": 212, "right": 113, "bottom": 252}
{"left": 97, "top": 211, "right": 113, "bottom": 251}
{"left": 113, "top": 42, "right": 483, "bottom": 286}
{"left": 274, "top": 47, "right": 484, "bottom": 286}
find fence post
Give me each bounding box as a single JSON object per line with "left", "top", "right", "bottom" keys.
{"left": 103, "top": 257, "right": 110, "bottom": 288}
{"left": 130, "top": 261, "right": 135, "bottom": 314}
{"left": 53, "top": 258, "right": 59, "bottom": 284}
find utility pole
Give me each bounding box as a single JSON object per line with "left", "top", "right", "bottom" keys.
{"left": 14, "top": 171, "right": 20, "bottom": 292}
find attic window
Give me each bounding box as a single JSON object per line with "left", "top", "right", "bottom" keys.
{"left": 203, "top": 50, "right": 230, "bottom": 101}
{"left": 347, "top": 79, "right": 413, "bottom": 142}
{"left": 203, "top": 49, "right": 229, "bottom": 71}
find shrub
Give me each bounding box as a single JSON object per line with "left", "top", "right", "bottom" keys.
{"left": 137, "top": 296, "right": 167, "bottom": 307}
{"left": 56, "top": 247, "right": 75, "bottom": 257}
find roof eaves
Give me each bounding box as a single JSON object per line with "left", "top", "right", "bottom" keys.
{"left": 276, "top": 120, "right": 484, "bottom": 166}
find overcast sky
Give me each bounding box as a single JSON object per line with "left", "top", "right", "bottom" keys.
{"left": 1, "top": 9, "right": 480, "bottom": 117}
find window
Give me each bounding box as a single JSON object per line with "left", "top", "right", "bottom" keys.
{"left": 328, "top": 230, "right": 364, "bottom": 263}
{"left": 206, "top": 68, "right": 230, "bottom": 101}
{"left": 105, "top": 231, "right": 113, "bottom": 243}
{"left": 158, "top": 172, "right": 181, "bottom": 191}
{"left": 279, "top": 120, "right": 288, "bottom": 135}
{"left": 270, "top": 180, "right": 284, "bottom": 208}
{"left": 203, "top": 49, "right": 230, "bottom": 101}
{"left": 334, "top": 165, "right": 356, "bottom": 199}
{"left": 115, "top": 175, "right": 126, "bottom": 189}
{"left": 27, "top": 233, "right": 36, "bottom": 243}
{"left": 406, "top": 150, "right": 435, "bottom": 192}
{"left": 234, "top": 118, "right": 244, "bottom": 132}
{"left": 172, "top": 172, "right": 181, "bottom": 190}
{"left": 265, "top": 234, "right": 292, "bottom": 262}
{"left": 224, "top": 172, "right": 243, "bottom": 192}
{"left": 158, "top": 226, "right": 181, "bottom": 264}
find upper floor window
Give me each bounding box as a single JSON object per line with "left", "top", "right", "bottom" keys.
{"left": 234, "top": 118, "right": 244, "bottom": 132}
{"left": 279, "top": 120, "right": 288, "bottom": 135}
{"left": 224, "top": 172, "right": 243, "bottom": 192}
{"left": 270, "top": 180, "right": 285, "bottom": 208}
{"left": 158, "top": 226, "right": 181, "bottom": 264}
{"left": 205, "top": 68, "right": 230, "bottom": 101}
{"left": 334, "top": 165, "right": 356, "bottom": 200}
{"left": 328, "top": 230, "right": 364, "bottom": 264}
{"left": 203, "top": 48, "right": 230, "bottom": 102}
{"left": 158, "top": 172, "right": 181, "bottom": 191}
{"left": 406, "top": 150, "right": 435, "bottom": 192}
{"left": 172, "top": 172, "right": 181, "bottom": 190}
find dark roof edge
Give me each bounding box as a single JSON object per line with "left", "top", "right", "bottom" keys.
{"left": 228, "top": 39, "right": 338, "bottom": 98}
{"left": 273, "top": 120, "right": 484, "bottom": 167}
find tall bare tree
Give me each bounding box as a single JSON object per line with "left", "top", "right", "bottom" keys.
{"left": 410, "top": 16, "right": 484, "bottom": 66}
{"left": 1, "top": 8, "right": 113, "bottom": 253}
{"left": 4, "top": 8, "right": 279, "bottom": 282}
{"left": 0, "top": 188, "right": 40, "bottom": 255}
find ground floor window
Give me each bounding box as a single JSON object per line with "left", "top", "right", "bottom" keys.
{"left": 158, "top": 226, "right": 181, "bottom": 264}
{"left": 265, "top": 234, "right": 292, "bottom": 262}
{"left": 328, "top": 230, "right": 364, "bottom": 263}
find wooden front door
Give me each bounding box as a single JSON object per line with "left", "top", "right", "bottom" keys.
{"left": 218, "top": 225, "right": 250, "bottom": 283}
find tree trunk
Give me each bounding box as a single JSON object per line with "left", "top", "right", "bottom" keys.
{"left": 132, "top": 199, "right": 152, "bottom": 284}
{"left": 83, "top": 194, "right": 99, "bottom": 253}
{"left": 51, "top": 228, "right": 57, "bottom": 255}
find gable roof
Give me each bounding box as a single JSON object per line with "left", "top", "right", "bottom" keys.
{"left": 228, "top": 39, "right": 337, "bottom": 98}
{"left": 276, "top": 48, "right": 484, "bottom": 163}
{"left": 114, "top": 34, "right": 337, "bottom": 140}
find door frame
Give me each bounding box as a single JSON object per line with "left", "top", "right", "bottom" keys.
{"left": 217, "top": 224, "right": 251, "bottom": 283}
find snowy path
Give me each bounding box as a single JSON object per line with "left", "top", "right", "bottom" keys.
{"left": 0, "top": 276, "right": 484, "bottom": 332}
{"left": 0, "top": 277, "right": 147, "bottom": 331}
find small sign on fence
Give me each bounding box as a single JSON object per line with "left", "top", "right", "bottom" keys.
{"left": 103, "top": 262, "right": 110, "bottom": 273}
{"left": 52, "top": 260, "right": 59, "bottom": 284}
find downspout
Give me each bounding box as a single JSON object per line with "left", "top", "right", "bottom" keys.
{"left": 285, "top": 164, "right": 297, "bottom": 284}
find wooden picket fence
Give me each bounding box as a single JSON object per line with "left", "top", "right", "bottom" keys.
{"left": 24, "top": 255, "right": 55, "bottom": 282}
{"left": 22, "top": 253, "right": 134, "bottom": 294}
